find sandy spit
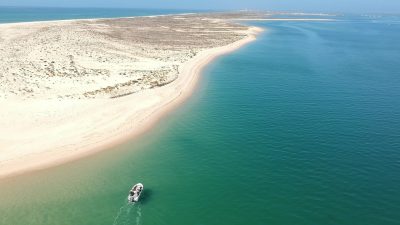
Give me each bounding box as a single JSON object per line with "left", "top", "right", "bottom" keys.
{"left": 0, "top": 22, "right": 262, "bottom": 179}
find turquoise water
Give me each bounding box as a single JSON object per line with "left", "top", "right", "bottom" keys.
{"left": 0, "top": 7, "right": 199, "bottom": 23}
{"left": 1, "top": 12, "right": 400, "bottom": 225}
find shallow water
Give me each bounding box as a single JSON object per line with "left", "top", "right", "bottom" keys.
{"left": 0, "top": 7, "right": 199, "bottom": 23}
{"left": 0, "top": 12, "right": 400, "bottom": 225}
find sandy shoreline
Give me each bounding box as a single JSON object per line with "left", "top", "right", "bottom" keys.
{"left": 234, "top": 18, "right": 336, "bottom": 21}
{"left": 0, "top": 13, "right": 178, "bottom": 27}
{"left": 0, "top": 13, "right": 262, "bottom": 179}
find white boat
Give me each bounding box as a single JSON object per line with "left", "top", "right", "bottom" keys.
{"left": 128, "top": 183, "right": 144, "bottom": 202}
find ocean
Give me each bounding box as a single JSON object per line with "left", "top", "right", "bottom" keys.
{"left": 0, "top": 7, "right": 198, "bottom": 23}
{"left": 0, "top": 8, "right": 399, "bottom": 225}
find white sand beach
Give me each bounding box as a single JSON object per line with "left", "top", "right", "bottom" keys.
{"left": 234, "top": 18, "right": 335, "bottom": 21}
{"left": 0, "top": 14, "right": 262, "bottom": 178}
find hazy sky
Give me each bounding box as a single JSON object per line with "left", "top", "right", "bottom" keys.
{"left": 1, "top": 0, "right": 400, "bottom": 13}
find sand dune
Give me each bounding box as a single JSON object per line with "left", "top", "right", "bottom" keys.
{"left": 0, "top": 13, "right": 262, "bottom": 178}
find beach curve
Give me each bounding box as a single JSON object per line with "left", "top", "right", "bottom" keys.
{"left": 0, "top": 15, "right": 262, "bottom": 179}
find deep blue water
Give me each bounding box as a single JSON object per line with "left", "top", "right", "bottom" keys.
{"left": 0, "top": 10, "right": 399, "bottom": 225}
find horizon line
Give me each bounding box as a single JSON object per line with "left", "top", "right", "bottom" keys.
{"left": 0, "top": 5, "right": 399, "bottom": 15}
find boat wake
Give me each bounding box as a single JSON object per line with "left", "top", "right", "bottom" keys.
{"left": 112, "top": 202, "right": 142, "bottom": 225}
